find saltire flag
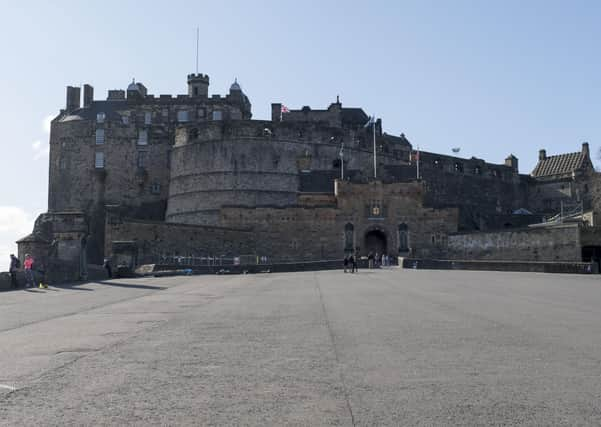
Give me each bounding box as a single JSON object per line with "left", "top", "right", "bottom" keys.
{"left": 281, "top": 105, "right": 290, "bottom": 113}
{"left": 363, "top": 115, "right": 375, "bottom": 128}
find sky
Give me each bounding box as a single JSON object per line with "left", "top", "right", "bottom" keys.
{"left": 1, "top": 0, "right": 600, "bottom": 266}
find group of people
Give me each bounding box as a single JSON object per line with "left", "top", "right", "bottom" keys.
{"left": 8, "top": 253, "right": 43, "bottom": 289}
{"left": 343, "top": 254, "right": 358, "bottom": 273}
{"left": 367, "top": 252, "right": 394, "bottom": 269}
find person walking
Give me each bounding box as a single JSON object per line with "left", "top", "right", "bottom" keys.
{"left": 103, "top": 257, "right": 112, "bottom": 278}
{"left": 23, "top": 254, "right": 35, "bottom": 288}
{"left": 368, "top": 252, "right": 374, "bottom": 269}
{"left": 349, "top": 254, "right": 356, "bottom": 273}
{"left": 343, "top": 255, "right": 349, "bottom": 273}
{"left": 9, "top": 254, "right": 19, "bottom": 288}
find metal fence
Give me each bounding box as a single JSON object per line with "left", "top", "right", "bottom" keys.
{"left": 155, "top": 254, "right": 273, "bottom": 267}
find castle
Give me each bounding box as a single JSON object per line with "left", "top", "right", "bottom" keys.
{"left": 17, "top": 72, "right": 601, "bottom": 280}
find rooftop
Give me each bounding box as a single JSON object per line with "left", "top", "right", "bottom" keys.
{"left": 531, "top": 151, "right": 586, "bottom": 178}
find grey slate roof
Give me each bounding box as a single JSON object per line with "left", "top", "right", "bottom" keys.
{"left": 531, "top": 152, "right": 585, "bottom": 178}
{"left": 340, "top": 108, "right": 369, "bottom": 125}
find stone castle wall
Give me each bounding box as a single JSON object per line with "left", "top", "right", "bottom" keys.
{"left": 447, "top": 223, "right": 581, "bottom": 262}
{"left": 105, "top": 218, "right": 255, "bottom": 266}
{"left": 165, "top": 120, "right": 411, "bottom": 225}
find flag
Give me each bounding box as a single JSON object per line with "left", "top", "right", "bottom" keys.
{"left": 339, "top": 143, "right": 344, "bottom": 158}
{"left": 281, "top": 105, "right": 290, "bottom": 113}
{"left": 363, "top": 115, "right": 375, "bottom": 128}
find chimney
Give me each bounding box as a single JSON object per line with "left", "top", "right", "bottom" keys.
{"left": 83, "top": 84, "right": 94, "bottom": 108}
{"left": 539, "top": 149, "right": 547, "bottom": 161}
{"left": 582, "top": 142, "right": 590, "bottom": 158}
{"left": 271, "top": 103, "right": 282, "bottom": 122}
{"left": 66, "top": 86, "right": 81, "bottom": 112}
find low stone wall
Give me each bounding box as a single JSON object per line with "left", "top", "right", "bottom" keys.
{"left": 145, "top": 258, "right": 374, "bottom": 276}
{"left": 0, "top": 272, "right": 23, "bottom": 291}
{"left": 447, "top": 223, "right": 582, "bottom": 262}
{"left": 400, "top": 258, "right": 596, "bottom": 274}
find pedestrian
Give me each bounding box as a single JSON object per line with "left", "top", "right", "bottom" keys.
{"left": 368, "top": 252, "right": 374, "bottom": 269}
{"left": 103, "top": 257, "right": 112, "bottom": 278}
{"left": 37, "top": 262, "right": 48, "bottom": 289}
{"left": 23, "top": 254, "right": 35, "bottom": 288}
{"left": 343, "top": 255, "right": 349, "bottom": 273}
{"left": 9, "top": 254, "right": 19, "bottom": 288}
{"left": 350, "top": 254, "right": 356, "bottom": 273}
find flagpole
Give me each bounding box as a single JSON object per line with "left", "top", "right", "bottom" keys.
{"left": 416, "top": 145, "right": 420, "bottom": 180}
{"left": 196, "top": 27, "right": 199, "bottom": 74}
{"left": 373, "top": 118, "right": 377, "bottom": 179}
{"left": 340, "top": 142, "right": 344, "bottom": 180}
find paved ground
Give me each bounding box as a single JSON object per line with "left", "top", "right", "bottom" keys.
{"left": 1, "top": 269, "right": 601, "bottom": 426}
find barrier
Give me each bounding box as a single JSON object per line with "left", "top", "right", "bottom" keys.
{"left": 399, "top": 258, "right": 597, "bottom": 274}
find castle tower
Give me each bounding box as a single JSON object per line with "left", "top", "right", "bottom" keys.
{"left": 188, "top": 73, "right": 209, "bottom": 97}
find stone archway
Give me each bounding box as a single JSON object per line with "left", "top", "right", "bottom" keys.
{"left": 364, "top": 229, "right": 387, "bottom": 255}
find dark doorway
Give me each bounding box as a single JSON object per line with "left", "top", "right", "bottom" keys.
{"left": 365, "top": 229, "right": 387, "bottom": 255}
{"left": 582, "top": 246, "right": 601, "bottom": 273}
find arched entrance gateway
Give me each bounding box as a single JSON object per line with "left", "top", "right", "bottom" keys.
{"left": 364, "top": 229, "right": 387, "bottom": 255}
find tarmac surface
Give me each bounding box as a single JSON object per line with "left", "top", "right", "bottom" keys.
{"left": 1, "top": 269, "right": 601, "bottom": 426}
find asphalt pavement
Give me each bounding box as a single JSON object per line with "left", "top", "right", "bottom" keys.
{"left": 1, "top": 269, "right": 601, "bottom": 426}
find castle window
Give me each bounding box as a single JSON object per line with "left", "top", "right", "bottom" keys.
{"left": 398, "top": 224, "right": 409, "bottom": 252}
{"left": 138, "top": 129, "right": 148, "bottom": 145}
{"left": 121, "top": 115, "right": 129, "bottom": 125}
{"left": 193, "top": 87, "right": 199, "bottom": 96}
{"left": 344, "top": 223, "right": 354, "bottom": 252}
{"left": 177, "top": 110, "right": 190, "bottom": 122}
{"left": 95, "top": 152, "right": 105, "bottom": 169}
{"left": 212, "top": 110, "right": 223, "bottom": 121}
{"left": 96, "top": 112, "right": 106, "bottom": 123}
{"left": 474, "top": 166, "right": 482, "bottom": 175}
{"left": 150, "top": 182, "right": 161, "bottom": 194}
{"left": 136, "top": 151, "right": 147, "bottom": 168}
{"left": 433, "top": 159, "right": 441, "bottom": 168}
{"left": 144, "top": 112, "right": 152, "bottom": 125}
{"left": 454, "top": 162, "right": 463, "bottom": 173}
{"left": 95, "top": 128, "right": 105, "bottom": 145}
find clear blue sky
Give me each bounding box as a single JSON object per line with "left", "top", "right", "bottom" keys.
{"left": 1, "top": 1, "right": 600, "bottom": 263}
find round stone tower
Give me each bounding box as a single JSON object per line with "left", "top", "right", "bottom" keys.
{"left": 165, "top": 121, "right": 301, "bottom": 225}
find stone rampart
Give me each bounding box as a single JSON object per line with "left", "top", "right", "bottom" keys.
{"left": 401, "top": 257, "right": 595, "bottom": 274}
{"left": 447, "top": 223, "right": 581, "bottom": 262}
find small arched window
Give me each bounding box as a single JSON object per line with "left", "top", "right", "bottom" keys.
{"left": 398, "top": 223, "right": 409, "bottom": 252}
{"left": 344, "top": 223, "right": 354, "bottom": 252}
